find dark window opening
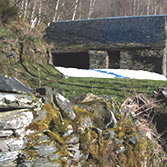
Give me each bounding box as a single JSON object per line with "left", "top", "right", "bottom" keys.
{"left": 108, "top": 51, "right": 120, "bottom": 69}
{"left": 52, "top": 52, "right": 89, "bottom": 69}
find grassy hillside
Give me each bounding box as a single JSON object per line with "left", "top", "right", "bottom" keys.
{"left": 55, "top": 77, "right": 167, "bottom": 100}
{"left": 1, "top": 59, "right": 167, "bottom": 102}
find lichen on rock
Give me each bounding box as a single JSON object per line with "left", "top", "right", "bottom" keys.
{"left": 0, "top": 76, "right": 166, "bottom": 166}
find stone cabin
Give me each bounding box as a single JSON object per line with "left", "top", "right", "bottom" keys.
{"left": 45, "top": 15, "right": 167, "bottom": 76}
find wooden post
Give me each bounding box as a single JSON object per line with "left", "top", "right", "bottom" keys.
{"left": 163, "top": 47, "right": 167, "bottom": 76}
{"left": 163, "top": 16, "right": 167, "bottom": 76}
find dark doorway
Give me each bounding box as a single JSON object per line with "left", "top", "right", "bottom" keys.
{"left": 153, "top": 112, "right": 167, "bottom": 152}
{"left": 52, "top": 52, "right": 89, "bottom": 69}
{"left": 108, "top": 51, "right": 120, "bottom": 69}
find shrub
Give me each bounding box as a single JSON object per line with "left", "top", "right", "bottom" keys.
{"left": 0, "top": 0, "right": 18, "bottom": 24}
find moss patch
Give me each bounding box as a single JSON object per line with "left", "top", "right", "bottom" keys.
{"left": 77, "top": 102, "right": 152, "bottom": 166}
{"left": 26, "top": 103, "right": 70, "bottom": 164}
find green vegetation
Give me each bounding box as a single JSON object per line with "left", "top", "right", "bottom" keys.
{"left": 26, "top": 98, "right": 154, "bottom": 166}
{"left": 0, "top": 25, "right": 17, "bottom": 39}
{"left": 1, "top": 59, "right": 167, "bottom": 102}
{"left": 55, "top": 77, "right": 167, "bottom": 101}
{"left": 27, "top": 103, "right": 70, "bottom": 164}
{"left": 0, "top": 0, "right": 18, "bottom": 24}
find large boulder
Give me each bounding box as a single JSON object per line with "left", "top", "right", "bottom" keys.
{"left": 72, "top": 93, "right": 117, "bottom": 129}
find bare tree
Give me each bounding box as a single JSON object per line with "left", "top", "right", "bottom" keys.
{"left": 146, "top": 0, "right": 151, "bottom": 15}
{"left": 30, "top": 0, "right": 36, "bottom": 23}
{"left": 72, "top": 0, "right": 79, "bottom": 20}
{"left": 118, "top": 0, "right": 165, "bottom": 16}
{"left": 53, "top": 0, "right": 60, "bottom": 21}
{"left": 23, "top": 0, "right": 29, "bottom": 20}
{"left": 78, "top": 1, "right": 82, "bottom": 19}
{"left": 7, "top": 0, "right": 167, "bottom": 27}
{"left": 136, "top": 0, "right": 145, "bottom": 15}
{"left": 88, "top": 0, "right": 97, "bottom": 19}
{"left": 37, "top": 0, "right": 42, "bottom": 25}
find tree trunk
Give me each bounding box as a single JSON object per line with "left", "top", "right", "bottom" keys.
{"left": 78, "top": 1, "right": 82, "bottom": 19}
{"left": 88, "top": 0, "right": 96, "bottom": 19}
{"left": 23, "top": 0, "right": 28, "bottom": 21}
{"left": 53, "top": 0, "right": 60, "bottom": 21}
{"left": 37, "top": 0, "right": 42, "bottom": 25}
{"left": 30, "top": 17, "right": 37, "bottom": 31}
{"left": 132, "top": 0, "right": 136, "bottom": 15}
{"left": 30, "top": 0, "right": 37, "bottom": 25}
{"left": 146, "top": 0, "right": 151, "bottom": 15}
{"left": 72, "top": 0, "right": 79, "bottom": 20}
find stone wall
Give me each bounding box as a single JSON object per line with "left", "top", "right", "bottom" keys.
{"left": 89, "top": 50, "right": 109, "bottom": 69}
{"left": 120, "top": 49, "right": 163, "bottom": 74}
{"left": 88, "top": 49, "right": 163, "bottom": 74}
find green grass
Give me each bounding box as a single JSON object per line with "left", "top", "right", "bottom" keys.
{"left": 1, "top": 60, "right": 166, "bottom": 102}
{"left": 56, "top": 77, "right": 167, "bottom": 101}
{"left": 0, "top": 25, "right": 17, "bottom": 39}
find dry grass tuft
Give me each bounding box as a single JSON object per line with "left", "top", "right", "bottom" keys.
{"left": 122, "top": 94, "right": 167, "bottom": 166}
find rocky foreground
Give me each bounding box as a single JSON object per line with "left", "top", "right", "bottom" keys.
{"left": 0, "top": 75, "right": 166, "bottom": 167}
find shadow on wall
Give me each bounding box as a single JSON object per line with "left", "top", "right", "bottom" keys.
{"left": 52, "top": 49, "right": 163, "bottom": 74}
{"left": 52, "top": 52, "right": 89, "bottom": 69}
{"left": 52, "top": 51, "right": 121, "bottom": 69}
{"left": 120, "top": 49, "right": 163, "bottom": 74}
{"left": 108, "top": 51, "right": 120, "bottom": 69}
{"left": 153, "top": 112, "right": 167, "bottom": 152}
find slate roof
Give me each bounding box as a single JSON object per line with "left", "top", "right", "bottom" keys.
{"left": 45, "top": 15, "right": 167, "bottom": 53}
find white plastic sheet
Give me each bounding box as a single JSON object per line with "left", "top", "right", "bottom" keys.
{"left": 56, "top": 67, "right": 167, "bottom": 81}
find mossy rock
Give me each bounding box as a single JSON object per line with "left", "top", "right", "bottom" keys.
{"left": 25, "top": 93, "right": 158, "bottom": 166}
